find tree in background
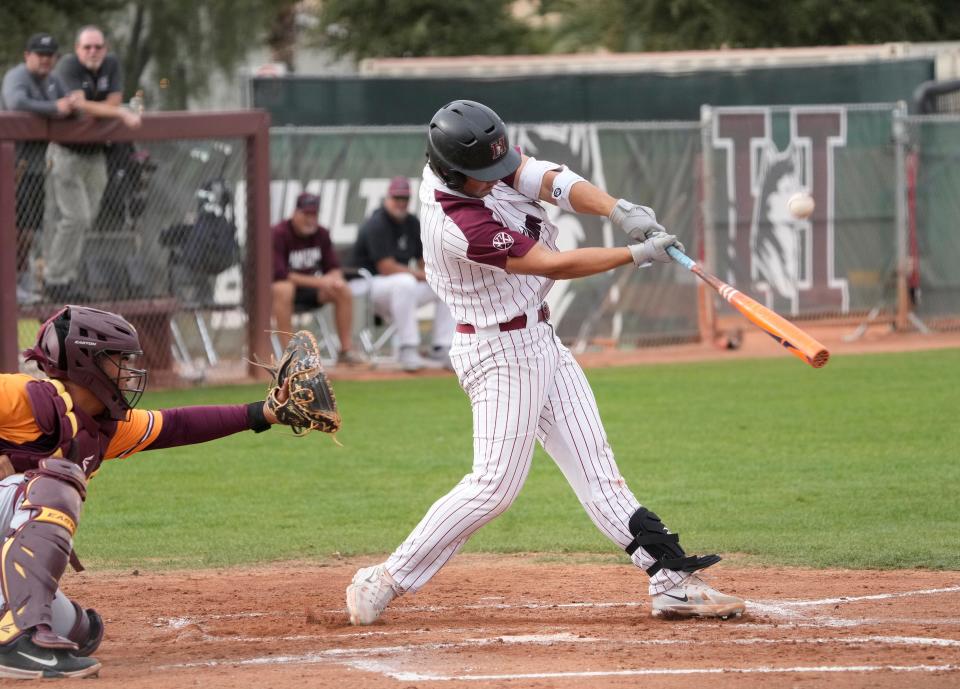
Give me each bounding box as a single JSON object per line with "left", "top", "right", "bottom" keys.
{"left": 539, "top": 0, "right": 960, "bottom": 53}
{"left": 312, "top": 0, "right": 537, "bottom": 59}
{"left": 5, "top": 0, "right": 960, "bottom": 108}
{"left": 120, "top": 0, "right": 298, "bottom": 110}
{"left": 1, "top": 0, "right": 296, "bottom": 110}
{"left": 0, "top": 0, "right": 125, "bottom": 68}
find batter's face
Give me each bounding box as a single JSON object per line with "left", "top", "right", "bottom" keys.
{"left": 461, "top": 176, "right": 498, "bottom": 198}
{"left": 76, "top": 29, "right": 106, "bottom": 71}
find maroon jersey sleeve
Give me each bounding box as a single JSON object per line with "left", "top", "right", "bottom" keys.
{"left": 436, "top": 192, "right": 537, "bottom": 271}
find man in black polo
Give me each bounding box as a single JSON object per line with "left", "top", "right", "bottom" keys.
{"left": 0, "top": 33, "right": 76, "bottom": 304}
{"left": 353, "top": 176, "right": 454, "bottom": 371}
{"left": 44, "top": 25, "right": 140, "bottom": 303}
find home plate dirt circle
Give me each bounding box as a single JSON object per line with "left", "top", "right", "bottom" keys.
{"left": 63, "top": 555, "right": 960, "bottom": 688}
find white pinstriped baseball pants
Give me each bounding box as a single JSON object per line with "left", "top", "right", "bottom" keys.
{"left": 384, "top": 321, "right": 686, "bottom": 596}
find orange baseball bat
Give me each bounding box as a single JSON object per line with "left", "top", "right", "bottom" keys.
{"left": 667, "top": 246, "right": 830, "bottom": 368}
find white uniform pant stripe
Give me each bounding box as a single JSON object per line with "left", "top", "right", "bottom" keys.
{"left": 385, "top": 323, "right": 684, "bottom": 595}
{"left": 536, "top": 357, "right": 638, "bottom": 547}
{"left": 542, "top": 348, "right": 686, "bottom": 593}
{"left": 386, "top": 329, "right": 555, "bottom": 591}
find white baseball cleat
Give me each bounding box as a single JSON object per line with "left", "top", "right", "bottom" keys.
{"left": 346, "top": 564, "right": 401, "bottom": 625}
{"left": 651, "top": 573, "right": 745, "bottom": 619}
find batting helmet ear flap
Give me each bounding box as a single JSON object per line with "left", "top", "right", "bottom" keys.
{"left": 426, "top": 150, "right": 467, "bottom": 190}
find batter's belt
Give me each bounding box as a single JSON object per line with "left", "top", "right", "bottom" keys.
{"left": 456, "top": 304, "right": 550, "bottom": 335}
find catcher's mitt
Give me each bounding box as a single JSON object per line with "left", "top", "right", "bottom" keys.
{"left": 265, "top": 330, "right": 341, "bottom": 437}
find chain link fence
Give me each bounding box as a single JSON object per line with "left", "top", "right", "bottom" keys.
{"left": 1, "top": 111, "right": 272, "bottom": 379}
{"left": 903, "top": 113, "right": 960, "bottom": 330}
{"left": 12, "top": 138, "right": 248, "bottom": 375}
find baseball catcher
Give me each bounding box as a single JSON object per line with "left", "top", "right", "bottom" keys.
{"left": 0, "top": 306, "right": 333, "bottom": 679}
{"left": 262, "top": 330, "right": 341, "bottom": 437}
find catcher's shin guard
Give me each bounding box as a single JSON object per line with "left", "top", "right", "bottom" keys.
{"left": 625, "top": 507, "right": 720, "bottom": 577}
{"left": 0, "top": 459, "right": 86, "bottom": 649}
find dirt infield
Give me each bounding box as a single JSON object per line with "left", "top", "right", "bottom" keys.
{"left": 64, "top": 555, "right": 959, "bottom": 688}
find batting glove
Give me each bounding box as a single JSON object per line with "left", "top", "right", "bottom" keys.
{"left": 628, "top": 233, "right": 684, "bottom": 267}
{"left": 609, "top": 199, "right": 666, "bottom": 242}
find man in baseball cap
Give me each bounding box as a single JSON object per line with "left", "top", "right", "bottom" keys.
{"left": 271, "top": 192, "right": 366, "bottom": 366}
{"left": 25, "top": 33, "right": 59, "bottom": 55}
{"left": 1, "top": 32, "right": 75, "bottom": 305}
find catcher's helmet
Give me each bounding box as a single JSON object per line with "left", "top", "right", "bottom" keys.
{"left": 426, "top": 100, "right": 520, "bottom": 190}
{"left": 23, "top": 305, "right": 147, "bottom": 421}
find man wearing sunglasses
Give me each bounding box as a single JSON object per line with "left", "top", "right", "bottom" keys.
{"left": 44, "top": 26, "right": 140, "bottom": 304}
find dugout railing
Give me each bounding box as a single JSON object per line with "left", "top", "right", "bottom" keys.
{"left": 0, "top": 111, "right": 273, "bottom": 380}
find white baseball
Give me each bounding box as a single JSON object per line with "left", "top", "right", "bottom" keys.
{"left": 787, "top": 192, "right": 815, "bottom": 219}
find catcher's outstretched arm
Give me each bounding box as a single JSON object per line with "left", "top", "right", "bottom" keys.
{"left": 106, "top": 402, "right": 278, "bottom": 456}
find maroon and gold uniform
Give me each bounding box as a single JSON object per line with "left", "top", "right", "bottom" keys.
{"left": 0, "top": 305, "right": 274, "bottom": 679}
{"left": 0, "top": 373, "right": 162, "bottom": 477}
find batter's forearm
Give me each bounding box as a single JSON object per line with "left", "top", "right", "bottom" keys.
{"left": 546, "top": 247, "right": 633, "bottom": 278}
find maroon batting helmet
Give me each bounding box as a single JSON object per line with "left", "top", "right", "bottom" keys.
{"left": 23, "top": 306, "right": 147, "bottom": 420}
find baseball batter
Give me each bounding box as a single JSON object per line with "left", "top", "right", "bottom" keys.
{"left": 0, "top": 305, "right": 305, "bottom": 679}
{"left": 346, "top": 100, "right": 745, "bottom": 625}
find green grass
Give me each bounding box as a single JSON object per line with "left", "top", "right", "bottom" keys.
{"left": 77, "top": 348, "right": 960, "bottom": 571}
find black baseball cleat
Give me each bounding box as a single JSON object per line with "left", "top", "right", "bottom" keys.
{"left": 0, "top": 635, "right": 101, "bottom": 679}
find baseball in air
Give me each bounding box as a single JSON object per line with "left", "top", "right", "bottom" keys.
{"left": 787, "top": 192, "right": 815, "bottom": 219}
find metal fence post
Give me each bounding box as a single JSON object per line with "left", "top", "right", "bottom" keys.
{"left": 893, "top": 101, "right": 910, "bottom": 332}
{"left": 697, "top": 105, "right": 717, "bottom": 343}
{"left": 0, "top": 142, "right": 18, "bottom": 371}
{"left": 247, "top": 112, "right": 273, "bottom": 378}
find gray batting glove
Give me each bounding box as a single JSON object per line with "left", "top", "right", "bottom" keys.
{"left": 628, "top": 233, "right": 684, "bottom": 267}
{"left": 609, "top": 199, "right": 666, "bottom": 242}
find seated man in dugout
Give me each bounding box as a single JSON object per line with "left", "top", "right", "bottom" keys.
{"left": 353, "top": 176, "right": 455, "bottom": 371}
{"left": 271, "top": 192, "right": 366, "bottom": 366}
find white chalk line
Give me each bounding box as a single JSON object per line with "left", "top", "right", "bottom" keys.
{"left": 736, "top": 617, "right": 960, "bottom": 629}
{"left": 155, "top": 583, "right": 960, "bottom": 630}
{"left": 366, "top": 664, "right": 960, "bottom": 682}
{"left": 321, "top": 584, "right": 960, "bottom": 617}
{"left": 155, "top": 583, "right": 960, "bottom": 679}
{"left": 162, "top": 632, "right": 592, "bottom": 669}
{"left": 772, "top": 585, "right": 960, "bottom": 608}
{"left": 162, "top": 631, "right": 960, "bottom": 670}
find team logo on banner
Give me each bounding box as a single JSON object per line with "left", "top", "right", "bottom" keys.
{"left": 492, "top": 231, "right": 514, "bottom": 250}
{"left": 711, "top": 107, "right": 849, "bottom": 314}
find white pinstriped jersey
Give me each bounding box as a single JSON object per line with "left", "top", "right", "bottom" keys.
{"left": 419, "top": 163, "right": 558, "bottom": 328}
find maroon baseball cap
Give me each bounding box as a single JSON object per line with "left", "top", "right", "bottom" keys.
{"left": 387, "top": 176, "right": 410, "bottom": 197}
{"left": 295, "top": 192, "right": 320, "bottom": 213}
